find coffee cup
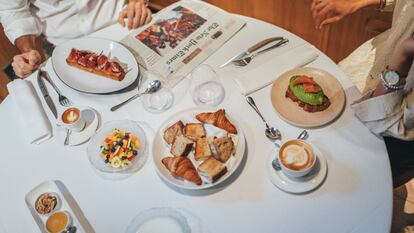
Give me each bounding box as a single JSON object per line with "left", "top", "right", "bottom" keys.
{"left": 278, "top": 139, "right": 316, "bottom": 178}
{"left": 45, "top": 211, "right": 72, "bottom": 233}
{"left": 61, "top": 107, "right": 85, "bottom": 132}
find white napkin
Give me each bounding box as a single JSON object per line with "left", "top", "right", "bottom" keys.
{"left": 7, "top": 79, "right": 52, "bottom": 144}
{"left": 231, "top": 44, "right": 319, "bottom": 95}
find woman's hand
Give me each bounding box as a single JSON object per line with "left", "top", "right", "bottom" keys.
{"left": 389, "top": 36, "right": 414, "bottom": 78}
{"left": 372, "top": 36, "right": 414, "bottom": 97}
{"left": 11, "top": 50, "right": 41, "bottom": 78}
{"left": 311, "top": 0, "right": 379, "bottom": 29}
{"left": 118, "top": 1, "right": 152, "bottom": 30}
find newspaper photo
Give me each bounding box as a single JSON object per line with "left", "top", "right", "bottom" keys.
{"left": 121, "top": 0, "right": 246, "bottom": 86}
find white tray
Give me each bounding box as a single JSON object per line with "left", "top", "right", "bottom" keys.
{"left": 25, "top": 180, "right": 95, "bottom": 233}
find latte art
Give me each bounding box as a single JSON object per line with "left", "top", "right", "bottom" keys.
{"left": 279, "top": 140, "right": 315, "bottom": 171}
{"left": 283, "top": 145, "right": 309, "bottom": 167}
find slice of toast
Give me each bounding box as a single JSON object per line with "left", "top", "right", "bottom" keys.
{"left": 198, "top": 157, "right": 227, "bottom": 183}
{"left": 170, "top": 135, "right": 194, "bottom": 157}
{"left": 210, "top": 136, "right": 234, "bottom": 162}
{"left": 196, "top": 109, "right": 237, "bottom": 134}
{"left": 163, "top": 120, "right": 185, "bottom": 144}
{"left": 183, "top": 123, "right": 206, "bottom": 141}
{"left": 194, "top": 137, "right": 212, "bottom": 161}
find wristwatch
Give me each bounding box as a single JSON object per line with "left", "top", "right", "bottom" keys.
{"left": 379, "top": 66, "right": 405, "bottom": 90}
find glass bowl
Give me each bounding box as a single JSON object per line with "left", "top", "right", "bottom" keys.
{"left": 87, "top": 120, "right": 147, "bottom": 174}
{"left": 125, "top": 207, "right": 191, "bottom": 233}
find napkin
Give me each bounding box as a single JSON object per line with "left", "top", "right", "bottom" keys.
{"left": 7, "top": 79, "right": 52, "bottom": 144}
{"left": 231, "top": 44, "right": 319, "bottom": 95}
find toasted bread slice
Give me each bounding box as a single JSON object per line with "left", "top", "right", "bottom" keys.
{"left": 210, "top": 136, "right": 234, "bottom": 162}
{"left": 194, "top": 137, "right": 212, "bottom": 161}
{"left": 183, "top": 123, "right": 206, "bottom": 141}
{"left": 163, "top": 120, "right": 185, "bottom": 144}
{"left": 196, "top": 109, "right": 237, "bottom": 134}
{"left": 171, "top": 135, "right": 194, "bottom": 157}
{"left": 198, "top": 157, "right": 227, "bottom": 183}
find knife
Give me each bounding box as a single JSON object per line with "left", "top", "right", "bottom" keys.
{"left": 37, "top": 70, "right": 58, "bottom": 118}
{"left": 219, "top": 36, "right": 284, "bottom": 68}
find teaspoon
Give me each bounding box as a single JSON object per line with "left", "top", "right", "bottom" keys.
{"left": 111, "top": 80, "right": 161, "bottom": 111}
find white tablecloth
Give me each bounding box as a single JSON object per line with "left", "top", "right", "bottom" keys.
{"left": 0, "top": 15, "right": 392, "bottom": 233}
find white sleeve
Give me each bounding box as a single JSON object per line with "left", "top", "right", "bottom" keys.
{"left": 0, "top": 0, "right": 42, "bottom": 44}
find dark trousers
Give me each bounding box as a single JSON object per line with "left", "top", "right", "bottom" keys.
{"left": 384, "top": 136, "right": 414, "bottom": 187}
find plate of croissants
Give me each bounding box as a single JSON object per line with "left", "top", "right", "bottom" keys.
{"left": 152, "top": 108, "right": 246, "bottom": 190}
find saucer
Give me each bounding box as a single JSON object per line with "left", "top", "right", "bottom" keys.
{"left": 266, "top": 145, "right": 328, "bottom": 194}
{"left": 56, "top": 108, "right": 99, "bottom": 146}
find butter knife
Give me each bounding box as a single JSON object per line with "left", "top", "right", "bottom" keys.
{"left": 219, "top": 36, "right": 284, "bottom": 68}
{"left": 37, "top": 70, "right": 58, "bottom": 118}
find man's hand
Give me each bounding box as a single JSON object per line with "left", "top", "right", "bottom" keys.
{"left": 118, "top": 1, "right": 152, "bottom": 30}
{"left": 11, "top": 50, "right": 41, "bottom": 78}
{"left": 311, "top": 0, "right": 379, "bottom": 29}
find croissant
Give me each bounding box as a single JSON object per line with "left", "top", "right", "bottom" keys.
{"left": 196, "top": 109, "right": 237, "bottom": 134}
{"left": 162, "top": 156, "right": 202, "bottom": 185}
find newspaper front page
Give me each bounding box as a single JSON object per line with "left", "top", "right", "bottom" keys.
{"left": 121, "top": 0, "right": 246, "bottom": 86}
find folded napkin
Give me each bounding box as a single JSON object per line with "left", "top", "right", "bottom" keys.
{"left": 7, "top": 79, "right": 52, "bottom": 144}
{"left": 232, "top": 44, "right": 319, "bottom": 95}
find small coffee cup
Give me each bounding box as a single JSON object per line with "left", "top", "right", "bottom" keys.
{"left": 61, "top": 107, "right": 85, "bottom": 132}
{"left": 278, "top": 139, "right": 316, "bottom": 178}
{"left": 45, "top": 211, "right": 72, "bottom": 233}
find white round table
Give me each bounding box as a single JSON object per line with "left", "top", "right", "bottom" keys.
{"left": 0, "top": 15, "right": 392, "bottom": 233}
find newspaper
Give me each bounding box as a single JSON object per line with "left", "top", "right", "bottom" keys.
{"left": 121, "top": 0, "right": 246, "bottom": 86}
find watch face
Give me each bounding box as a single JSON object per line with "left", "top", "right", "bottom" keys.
{"left": 384, "top": 71, "right": 400, "bottom": 85}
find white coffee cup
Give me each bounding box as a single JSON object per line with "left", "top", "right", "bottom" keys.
{"left": 61, "top": 107, "right": 85, "bottom": 132}
{"left": 278, "top": 139, "right": 316, "bottom": 178}
{"left": 45, "top": 211, "right": 72, "bottom": 233}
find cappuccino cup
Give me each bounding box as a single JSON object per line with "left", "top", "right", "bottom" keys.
{"left": 278, "top": 139, "right": 316, "bottom": 178}
{"left": 61, "top": 107, "right": 85, "bottom": 132}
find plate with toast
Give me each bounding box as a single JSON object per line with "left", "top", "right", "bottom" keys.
{"left": 152, "top": 108, "right": 246, "bottom": 190}
{"left": 270, "top": 67, "right": 345, "bottom": 128}
{"left": 52, "top": 38, "right": 139, "bottom": 94}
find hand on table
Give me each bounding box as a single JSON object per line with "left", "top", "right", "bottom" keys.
{"left": 11, "top": 50, "right": 42, "bottom": 78}
{"left": 311, "top": 0, "right": 377, "bottom": 29}
{"left": 118, "top": 1, "right": 152, "bottom": 30}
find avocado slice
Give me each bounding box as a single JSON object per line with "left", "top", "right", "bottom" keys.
{"left": 289, "top": 76, "right": 324, "bottom": 106}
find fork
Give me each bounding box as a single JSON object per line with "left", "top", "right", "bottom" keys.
{"left": 233, "top": 38, "right": 289, "bottom": 66}
{"left": 40, "top": 69, "right": 72, "bottom": 107}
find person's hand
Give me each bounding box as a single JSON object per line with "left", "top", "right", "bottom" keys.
{"left": 118, "top": 1, "right": 152, "bottom": 30}
{"left": 372, "top": 36, "right": 414, "bottom": 97}
{"left": 311, "top": 0, "right": 368, "bottom": 29}
{"left": 11, "top": 50, "right": 41, "bottom": 78}
{"left": 389, "top": 36, "right": 414, "bottom": 78}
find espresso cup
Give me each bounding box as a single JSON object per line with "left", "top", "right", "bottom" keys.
{"left": 61, "top": 107, "right": 85, "bottom": 132}
{"left": 45, "top": 211, "right": 72, "bottom": 233}
{"left": 278, "top": 139, "right": 316, "bottom": 178}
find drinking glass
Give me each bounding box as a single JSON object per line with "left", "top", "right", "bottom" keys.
{"left": 190, "top": 64, "right": 225, "bottom": 106}
{"left": 141, "top": 71, "right": 174, "bottom": 113}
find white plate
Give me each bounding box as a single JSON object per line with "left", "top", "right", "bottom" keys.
{"left": 152, "top": 108, "right": 246, "bottom": 190}
{"left": 57, "top": 107, "right": 99, "bottom": 146}
{"left": 51, "top": 37, "right": 139, "bottom": 94}
{"left": 126, "top": 208, "right": 191, "bottom": 233}
{"left": 25, "top": 181, "right": 89, "bottom": 233}
{"left": 267, "top": 145, "right": 328, "bottom": 194}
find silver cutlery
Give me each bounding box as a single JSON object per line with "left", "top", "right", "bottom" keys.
{"left": 220, "top": 37, "right": 284, "bottom": 68}
{"left": 64, "top": 129, "right": 72, "bottom": 146}
{"left": 110, "top": 80, "right": 161, "bottom": 111}
{"left": 40, "top": 69, "right": 72, "bottom": 107}
{"left": 233, "top": 38, "right": 289, "bottom": 66}
{"left": 37, "top": 70, "right": 58, "bottom": 118}
{"left": 271, "top": 130, "right": 310, "bottom": 171}
{"left": 246, "top": 96, "right": 282, "bottom": 141}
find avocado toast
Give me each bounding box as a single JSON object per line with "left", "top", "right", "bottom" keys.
{"left": 285, "top": 75, "right": 330, "bottom": 112}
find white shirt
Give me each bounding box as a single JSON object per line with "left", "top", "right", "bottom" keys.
{"left": 0, "top": 0, "right": 125, "bottom": 45}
